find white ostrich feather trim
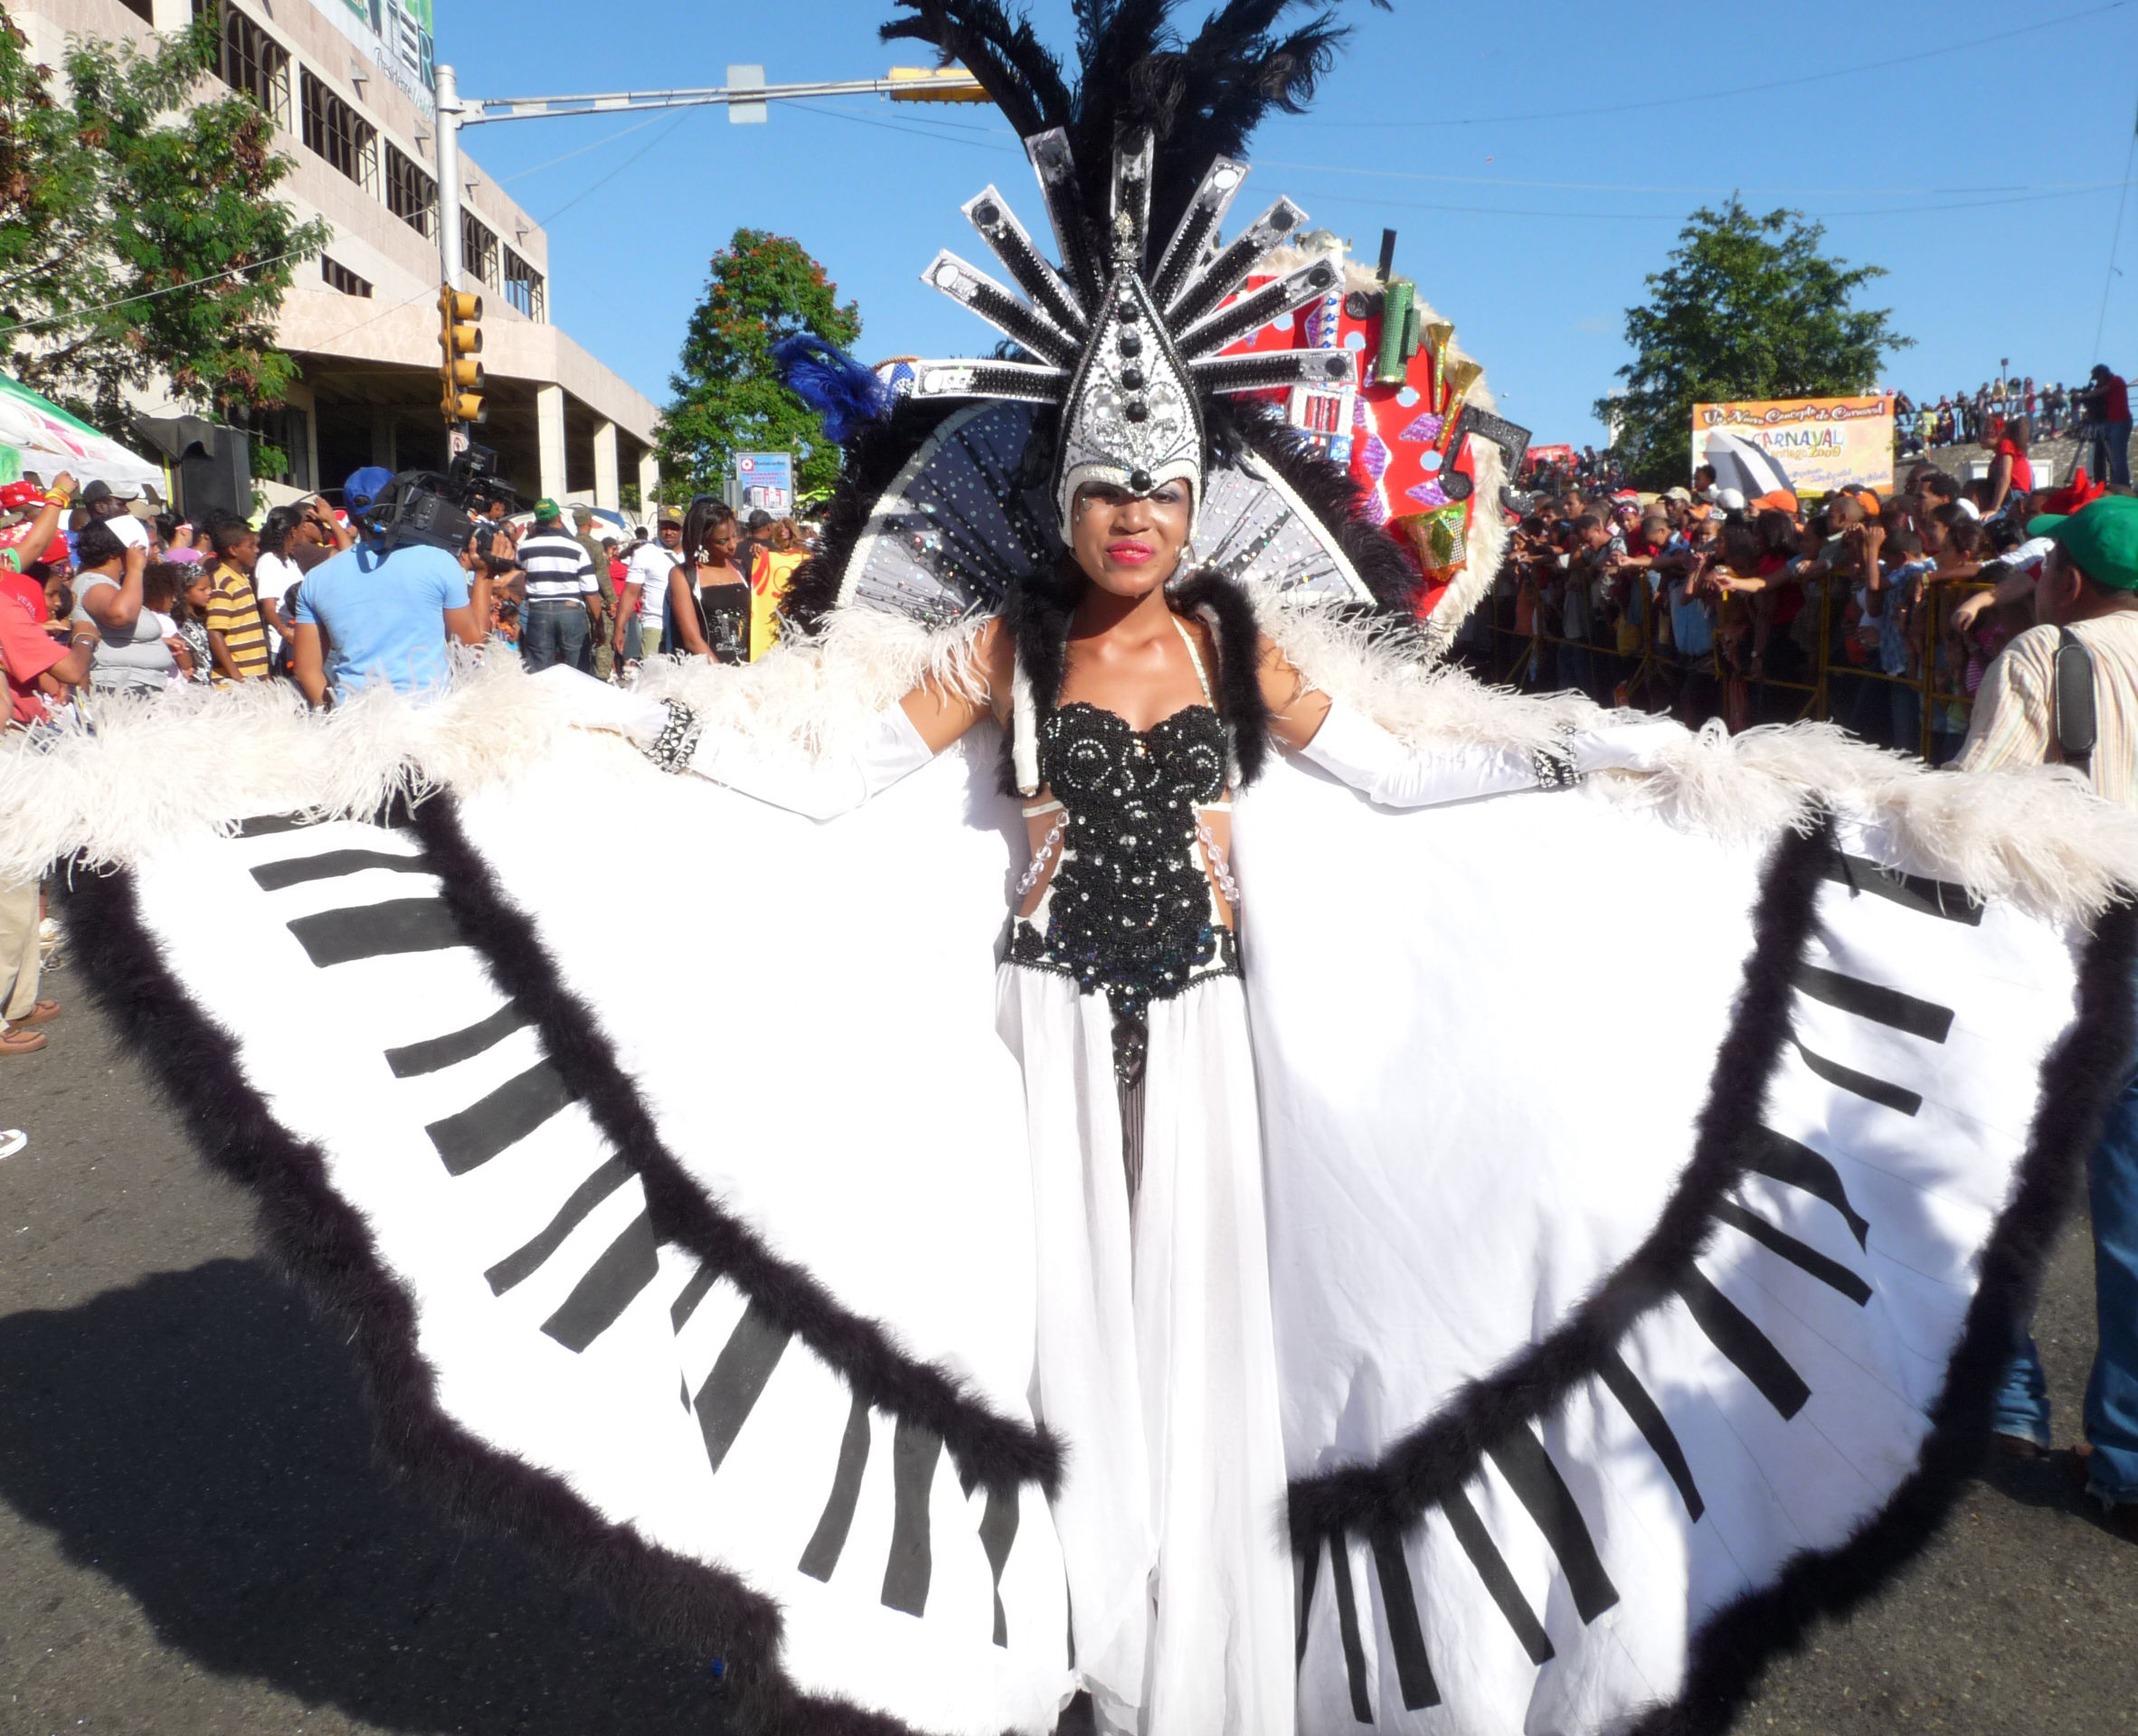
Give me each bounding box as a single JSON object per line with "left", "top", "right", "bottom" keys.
{"left": 7, "top": 609, "right": 2138, "bottom": 926}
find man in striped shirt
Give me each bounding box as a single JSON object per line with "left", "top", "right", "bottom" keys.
{"left": 1967, "top": 496, "right": 2138, "bottom": 1540}
{"left": 516, "top": 499, "right": 598, "bottom": 675}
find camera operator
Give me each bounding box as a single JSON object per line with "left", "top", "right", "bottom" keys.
{"left": 2077, "top": 364, "right": 2133, "bottom": 488}
{"left": 290, "top": 466, "right": 487, "bottom": 707}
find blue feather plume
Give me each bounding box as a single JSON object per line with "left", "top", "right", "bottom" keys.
{"left": 774, "top": 332, "right": 895, "bottom": 446}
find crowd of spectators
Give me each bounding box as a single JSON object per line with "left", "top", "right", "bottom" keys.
{"left": 0, "top": 467, "right": 820, "bottom": 1057}
{"left": 1894, "top": 364, "right": 2133, "bottom": 487}
{"left": 1473, "top": 418, "right": 2105, "bottom": 761}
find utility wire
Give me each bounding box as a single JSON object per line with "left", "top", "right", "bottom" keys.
{"left": 1291, "top": 179, "right": 2138, "bottom": 225}
{"left": 536, "top": 107, "right": 698, "bottom": 227}
{"left": 0, "top": 245, "right": 316, "bottom": 336}
{"left": 2095, "top": 99, "right": 2138, "bottom": 363}
{"left": 499, "top": 108, "right": 676, "bottom": 184}
{"left": 1295, "top": 0, "right": 2134, "bottom": 128}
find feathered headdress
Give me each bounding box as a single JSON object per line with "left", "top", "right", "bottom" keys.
{"left": 785, "top": 1, "right": 1420, "bottom": 639}
{"left": 882, "top": 0, "right": 1375, "bottom": 536}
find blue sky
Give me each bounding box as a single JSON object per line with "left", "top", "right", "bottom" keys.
{"left": 438, "top": 0, "right": 2138, "bottom": 448}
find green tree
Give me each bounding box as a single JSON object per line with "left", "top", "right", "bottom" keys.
{"left": 1599, "top": 199, "right": 1909, "bottom": 490}
{"left": 658, "top": 229, "right": 862, "bottom": 502}
{"left": 0, "top": 15, "right": 330, "bottom": 435}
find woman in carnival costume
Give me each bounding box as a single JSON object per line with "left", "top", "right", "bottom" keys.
{"left": 10, "top": 4, "right": 2138, "bottom": 1733}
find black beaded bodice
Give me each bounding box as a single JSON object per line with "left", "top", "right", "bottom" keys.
{"left": 1007, "top": 701, "right": 1239, "bottom": 1024}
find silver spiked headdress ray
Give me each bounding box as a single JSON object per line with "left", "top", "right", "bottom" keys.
{"left": 906, "top": 126, "right": 1357, "bottom": 538}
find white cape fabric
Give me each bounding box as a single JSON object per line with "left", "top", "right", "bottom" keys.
{"left": 24, "top": 643, "right": 2138, "bottom": 1736}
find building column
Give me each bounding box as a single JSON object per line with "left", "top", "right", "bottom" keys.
{"left": 638, "top": 449, "right": 661, "bottom": 516}
{"left": 592, "top": 420, "right": 620, "bottom": 510}
{"left": 371, "top": 407, "right": 399, "bottom": 473}
{"left": 536, "top": 385, "right": 568, "bottom": 503}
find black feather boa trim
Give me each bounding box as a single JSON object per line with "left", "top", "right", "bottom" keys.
{"left": 1282, "top": 816, "right": 2138, "bottom": 1734}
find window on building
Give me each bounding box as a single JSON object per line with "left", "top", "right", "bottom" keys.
{"left": 503, "top": 249, "right": 545, "bottom": 322}
{"left": 321, "top": 257, "right": 373, "bottom": 298}
{"left": 300, "top": 70, "right": 378, "bottom": 193}
{"left": 461, "top": 211, "right": 500, "bottom": 292}
{"left": 197, "top": 4, "right": 293, "bottom": 129}
{"left": 384, "top": 144, "right": 436, "bottom": 241}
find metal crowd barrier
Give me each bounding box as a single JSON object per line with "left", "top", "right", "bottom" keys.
{"left": 1471, "top": 572, "right": 1997, "bottom": 762}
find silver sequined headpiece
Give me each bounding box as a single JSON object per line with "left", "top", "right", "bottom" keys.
{"left": 906, "top": 126, "right": 1355, "bottom": 540}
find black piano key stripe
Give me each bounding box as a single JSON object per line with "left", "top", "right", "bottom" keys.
{"left": 1821, "top": 851, "right": 1982, "bottom": 924}
{"left": 669, "top": 1261, "right": 719, "bottom": 1331}
{"left": 1744, "top": 1126, "right": 1871, "bottom": 1248}
{"left": 250, "top": 848, "right": 432, "bottom": 892}
{"left": 799, "top": 1395, "right": 873, "bottom": 1583}
{"left": 1326, "top": 1530, "right": 1375, "bottom": 1724}
{"left": 234, "top": 812, "right": 313, "bottom": 836}
{"left": 881, "top": 1420, "right": 941, "bottom": 1618}
{"left": 1596, "top": 1349, "right": 1705, "bottom": 1521}
{"left": 1439, "top": 1485, "right": 1554, "bottom": 1664}
{"left": 1679, "top": 1267, "right": 1812, "bottom": 1419}
{"left": 288, "top": 897, "right": 462, "bottom": 967}
{"left": 1789, "top": 1037, "right": 1924, "bottom": 1117}
{"left": 1796, "top": 964, "right": 1954, "bottom": 1044}
{"left": 1370, "top": 1531, "right": 1440, "bottom": 1710}
{"left": 424, "top": 1061, "right": 577, "bottom": 1176}
{"left": 542, "top": 1211, "right": 658, "bottom": 1352}
{"left": 980, "top": 1486, "right": 1019, "bottom": 1648}
{"left": 1715, "top": 1198, "right": 1873, "bottom": 1306}
{"left": 1487, "top": 1428, "right": 1620, "bottom": 1624}
{"left": 484, "top": 1156, "right": 633, "bottom": 1295}
{"left": 384, "top": 1003, "right": 531, "bottom": 1078}
{"left": 695, "top": 1300, "right": 792, "bottom": 1473}
{"left": 1297, "top": 1535, "right": 1321, "bottom": 1665}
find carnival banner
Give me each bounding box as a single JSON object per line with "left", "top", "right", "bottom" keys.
{"left": 1692, "top": 396, "right": 1894, "bottom": 498}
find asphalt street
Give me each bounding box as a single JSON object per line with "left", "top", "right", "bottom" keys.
{"left": 2, "top": 954, "right": 2134, "bottom": 1736}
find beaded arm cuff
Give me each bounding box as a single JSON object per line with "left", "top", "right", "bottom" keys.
{"left": 1531, "top": 725, "right": 1582, "bottom": 790}
{"left": 642, "top": 701, "right": 703, "bottom": 775}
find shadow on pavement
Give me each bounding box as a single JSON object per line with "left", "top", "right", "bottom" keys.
{"left": 0, "top": 1257, "right": 726, "bottom": 1735}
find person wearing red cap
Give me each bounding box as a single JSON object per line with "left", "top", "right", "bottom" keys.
{"left": 0, "top": 471, "right": 73, "bottom": 584}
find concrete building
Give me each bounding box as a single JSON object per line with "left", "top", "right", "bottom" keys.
{"left": 8, "top": 0, "right": 662, "bottom": 510}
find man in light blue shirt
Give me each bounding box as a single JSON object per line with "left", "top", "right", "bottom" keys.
{"left": 291, "top": 470, "right": 485, "bottom": 704}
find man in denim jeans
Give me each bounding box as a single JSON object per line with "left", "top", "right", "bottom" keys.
{"left": 1962, "top": 496, "right": 2138, "bottom": 1542}
{"left": 516, "top": 499, "right": 598, "bottom": 675}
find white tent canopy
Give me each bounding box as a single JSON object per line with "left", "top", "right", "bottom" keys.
{"left": 0, "top": 374, "right": 163, "bottom": 495}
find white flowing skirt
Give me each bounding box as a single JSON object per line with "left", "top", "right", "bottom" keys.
{"left": 995, "top": 964, "right": 1294, "bottom": 1736}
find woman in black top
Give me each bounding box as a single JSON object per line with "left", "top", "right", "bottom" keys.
{"left": 662, "top": 497, "right": 752, "bottom": 662}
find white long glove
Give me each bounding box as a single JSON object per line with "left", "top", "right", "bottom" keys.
{"left": 1296, "top": 695, "right": 1685, "bottom": 809}
{"left": 532, "top": 665, "right": 933, "bottom": 821}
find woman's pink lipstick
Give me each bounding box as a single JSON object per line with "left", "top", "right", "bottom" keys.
{"left": 1109, "top": 541, "right": 1153, "bottom": 563}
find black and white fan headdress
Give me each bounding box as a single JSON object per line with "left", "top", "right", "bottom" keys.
{"left": 909, "top": 125, "right": 1355, "bottom": 536}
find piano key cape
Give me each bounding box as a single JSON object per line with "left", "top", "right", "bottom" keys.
{"left": 14, "top": 5, "right": 2138, "bottom": 1731}
{"left": 7, "top": 614, "right": 2138, "bottom": 1735}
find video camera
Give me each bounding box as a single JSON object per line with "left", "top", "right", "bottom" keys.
{"left": 355, "top": 444, "right": 516, "bottom": 556}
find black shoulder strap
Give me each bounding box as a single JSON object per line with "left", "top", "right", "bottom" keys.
{"left": 2054, "top": 626, "right": 2097, "bottom": 776}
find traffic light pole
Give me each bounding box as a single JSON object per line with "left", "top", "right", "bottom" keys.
{"left": 426, "top": 61, "right": 982, "bottom": 444}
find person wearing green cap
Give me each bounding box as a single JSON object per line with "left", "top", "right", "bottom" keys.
{"left": 516, "top": 500, "right": 600, "bottom": 675}
{"left": 1963, "top": 495, "right": 2138, "bottom": 1538}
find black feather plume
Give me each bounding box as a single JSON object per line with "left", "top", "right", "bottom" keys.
{"left": 881, "top": 0, "right": 1381, "bottom": 267}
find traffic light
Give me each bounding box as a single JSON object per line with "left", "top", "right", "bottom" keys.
{"left": 437, "top": 285, "right": 485, "bottom": 426}
{"left": 886, "top": 65, "right": 989, "bottom": 103}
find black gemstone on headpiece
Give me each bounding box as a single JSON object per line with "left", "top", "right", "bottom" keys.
{"left": 1271, "top": 208, "right": 1294, "bottom": 231}
{"left": 1118, "top": 329, "right": 1143, "bottom": 357}
{"left": 1325, "top": 355, "right": 1348, "bottom": 379}
{"left": 1121, "top": 365, "right": 1145, "bottom": 391}
{"left": 1125, "top": 400, "right": 1149, "bottom": 422}
{"left": 1128, "top": 468, "right": 1154, "bottom": 493}
{"left": 1343, "top": 289, "right": 1376, "bottom": 320}
{"left": 1117, "top": 297, "right": 1140, "bottom": 323}
{"left": 975, "top": 201, "right": 1000, "bottom": 226}
{"left": 1310, "top": 265, "right": 1335, "bottom": 287}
